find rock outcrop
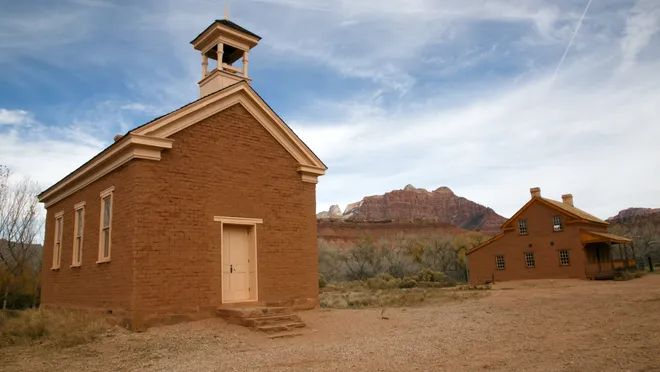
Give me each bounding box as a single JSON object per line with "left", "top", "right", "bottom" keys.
{"left": 607, "top": 207, "right": 660, "bottom": 224}
{"left": 318, "top": 185, "right": 506, "bottom": 233}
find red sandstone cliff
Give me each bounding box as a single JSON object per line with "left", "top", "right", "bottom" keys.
{"left": 318, "top": 185, "right": 506, "bottom": 234}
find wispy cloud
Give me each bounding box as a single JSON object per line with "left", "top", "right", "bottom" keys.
{"left": 0, "top": 108, "right": 33, "bottom": 126}
{"left": 1, "top": 0, "right": 658, "bottom": 221}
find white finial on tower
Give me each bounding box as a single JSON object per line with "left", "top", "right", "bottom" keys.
{"left": 224, "top": 1, "right": 230, "bottom": 20}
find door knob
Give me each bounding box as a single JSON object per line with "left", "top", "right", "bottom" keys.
{"left": 230, "top": 264, "right": 234, "bottom": 273}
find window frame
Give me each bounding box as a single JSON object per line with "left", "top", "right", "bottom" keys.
{"left": 52, "top": 211, "right": 64, "bottom": 270}
{"left": 97, "top": 186, "right": 114, "bottom": 263}
{"left": 72, "top": 201, "right": 85, "bottom": 267}
{"left": 552, "top": 215, "right": 563, "bottom": 232}
{"left": 518, "top": 219, "right": 528, "bottom": 235}
{"left": 524, "top": 251, "right": 536, "bottom": 268}
{"left": 495, "top": 255, "right": 505, "bottom": 271}
{"left": 559, "top": 249, "right": 570, "bottom": 266}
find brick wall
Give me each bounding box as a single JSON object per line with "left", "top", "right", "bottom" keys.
{"left": 128, "top": 103, "right": 318, "bottom": 325}
{"left": 40, "top": 162, "right": 139, "bottom": 321}
{"left": 41, "top": 103, "right": 320, "bottom": 327}
{"left": 468, "top": 201, "right": 607, "bottom": 285}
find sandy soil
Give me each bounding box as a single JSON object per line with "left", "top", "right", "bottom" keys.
{"left": 3, "top": 275, "right": 660, "bottom": 372}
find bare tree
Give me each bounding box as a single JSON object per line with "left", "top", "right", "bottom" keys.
{"left": 0, "top": 166, "right": 42, "bottom": 309}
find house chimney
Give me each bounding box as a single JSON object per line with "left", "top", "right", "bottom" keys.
{"left": 562, "top": 194, "right": 574, "bottom": 207}
{"left": 530, "top": 187, "right": 541, "bottom": 198}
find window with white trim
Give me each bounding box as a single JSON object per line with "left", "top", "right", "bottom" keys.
{"left": 52, "top": 212, "right": 64, "bottom": 269}
{"left": 552, "top": 215, "right": 563, "bottom": 232}
{"left": 495, "top": 255, "right": 505, "bottom": 270}
{"left": 559, "top": 249, "right": 570, "bottom": 266}
{"left": 518, "top": 219, "right": 528, "bottom": 235}
{"left": 72, "top": 202, "right": 85, "bottom": 267}
{"left": 524, "top": 252, "right": 535, "bottom": 268}
{"left": 98, "top": 187, "right": 114, "bottom": 262}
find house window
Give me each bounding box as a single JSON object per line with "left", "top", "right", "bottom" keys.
{"left": 52, "top": 212, "right": 64, "bottom": 270}
{"left": 495, "top": 255, "right": 505, "bottom": 270}
{"left": 524, "top": 252, "right": 535, "bottom": 268}
{"left": 98, "top": 187, "right": 114, "bottom": 263}
{"left": 518, "top": 219, "right": 528, "bottom": 235}
{"left": 559, "top": 249, "right": 570, "bottom": 266}
{"left": 72, "top": 202, "right": 85, "bottom": 267}
{"left": 553, "top": 216, "right": 563, "bottom": 232}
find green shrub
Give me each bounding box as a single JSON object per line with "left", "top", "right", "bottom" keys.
{"left": 366, "top": 273, "right": 402, "bottom": 289}
{"left": 398, "top": 277, "right": 417, "bottom": 288}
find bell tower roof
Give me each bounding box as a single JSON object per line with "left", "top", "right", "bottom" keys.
{"left": 191, "top": 19, "right": 261, "bottom": 97}
{"left": 190, "top": 19, "right": 261, "bottom": 47}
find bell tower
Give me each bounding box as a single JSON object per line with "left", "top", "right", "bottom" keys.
{"left": 190, "top": 20, "right": 261, "bottom": 97}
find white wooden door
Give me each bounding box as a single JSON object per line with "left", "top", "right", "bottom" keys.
{"left": 222, "top": 225, "right": 251, "bottom": 302}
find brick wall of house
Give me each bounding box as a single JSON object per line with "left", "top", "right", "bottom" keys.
{"left": 128, "top": 103, "right": 319, "bottom": 326}
{"left": 467, "top": 202, "right": 608, "bottom": 285}
{"left": 40, "top": 162, "right": 139, "bottom": 321}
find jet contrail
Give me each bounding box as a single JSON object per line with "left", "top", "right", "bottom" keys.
{"left": 552, "top": 0, "right": 593, "bottom": 84}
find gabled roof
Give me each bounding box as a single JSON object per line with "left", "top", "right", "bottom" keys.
{"left": 541, "top": 197, "right": 606, "bottom": 224}
{"left": 38, "top": 81, "right": 326, "bottom": 207}
{"left": 467, "top": 194, "right": 609, "bottom": 256}
{"left": 501, "top": 196, "right": 608, "bottom": 230}
{"left": 191, "top": 19, "right": 261, "bottom": 44}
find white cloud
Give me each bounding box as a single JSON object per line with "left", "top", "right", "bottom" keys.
{"left": 0, "top": 108, "right": 32, "bottom": 126}
{"left": 299, "top": 48, "right": 660, "bottom": 219}
{"left": 620, "top": 0, "right": 660, "bottom": 70}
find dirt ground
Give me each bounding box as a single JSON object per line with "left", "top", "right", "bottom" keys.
{"left": 3, "top": 275, "right": 660, "bottom": 372}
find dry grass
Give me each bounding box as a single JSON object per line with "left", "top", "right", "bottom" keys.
{"left": 319, "top": 280, "right": 484, "bottom": 309}
{"left": 0, "top": 308, "right": 111, "bottom": 348}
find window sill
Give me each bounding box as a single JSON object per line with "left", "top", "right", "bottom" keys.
{"left": 70, "top": 264, "right": 82, "bottom": 268}
{"left": 96, "top": 259, "right": 111, "bottom": 264}
{"left": 50, "top": 267, "right": 60, "bottom": 271}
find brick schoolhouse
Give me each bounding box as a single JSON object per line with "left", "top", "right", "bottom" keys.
{"left": 466, "top": 188, "right": 632, "bottom": 285}
{"left": 37, "top": 20, "right": 326, "bottom": 329}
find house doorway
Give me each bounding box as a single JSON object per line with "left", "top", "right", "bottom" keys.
{"left": 220, "top": 221, "right": 259, "bottom": 304}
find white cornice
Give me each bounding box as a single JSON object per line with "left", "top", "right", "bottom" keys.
{"left": 39, "top": 134, "right": 173, "bottom": 207}
{"left": 39, "top": 82, "right": 326, "bottom": 206}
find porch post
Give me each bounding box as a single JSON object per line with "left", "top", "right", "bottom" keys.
{"left": 631, "top": 243, "right": 636, "bottom": 269}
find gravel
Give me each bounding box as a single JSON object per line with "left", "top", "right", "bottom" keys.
{"left": 3, "top": 275, "right": 660, "bottom": 371}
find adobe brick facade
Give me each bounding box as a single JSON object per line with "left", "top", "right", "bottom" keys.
{"left": 40, "top": 104, "right": 319, "bottom": 328}
{"left": 466, "top": 190, "right": 627, "bottom": 285}
{"left": 467, "top": 202, "right": 601, "bottom": 284}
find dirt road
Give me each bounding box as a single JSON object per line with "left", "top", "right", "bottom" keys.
{"left": 3, "top": 275, "right": 660, "bottom": 371}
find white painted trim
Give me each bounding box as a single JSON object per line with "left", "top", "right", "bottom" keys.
{"left": 217, "top": 216, "right": 260, "bottom": 304}
{"left": 133, "top": 82, "right": 326, "bottom": 176}
{"left": 213, "top": 216, "right": 263, "bottom": 225}
{"left": 97, "top": 189, "right": 113, "bottom": 263}
{"left": 52, "top": 211, "right": 64, "bottom": 270}
{"left": 100, "top": 186, "right": 115, "bottom": 198}
{"left": 39, "top": 83, "right": 325, "bottom": 207}
{"left": 39, "top": 135, "right": 173, "bottom": 207}
{"left": 71, "top": 203, "right": 85, "bottom": 267}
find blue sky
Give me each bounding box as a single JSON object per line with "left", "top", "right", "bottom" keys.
{"left": 1, "top": 0, "right": 659, "bottom": 219}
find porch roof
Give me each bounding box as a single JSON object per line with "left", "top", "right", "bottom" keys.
{"left": 580, "top": 230, "right": 632, "bottom": 244}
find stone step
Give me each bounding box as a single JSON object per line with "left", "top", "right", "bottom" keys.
{"left": 242, "top": 314, "right": 302, "bottom": 327}
{"left": 217, "top": 306, "right": 291, "bottom": 319}
{"left": 268, "top": 330, "right": 305, "bottom": 339}
{"left": 256, "top": 321, "right": 306, "bottom": 334}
